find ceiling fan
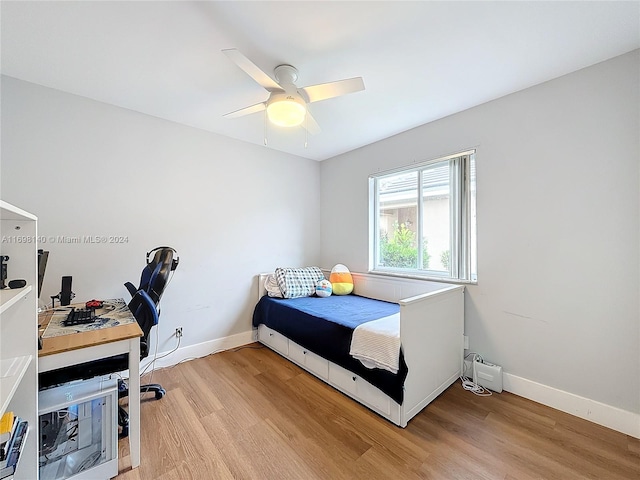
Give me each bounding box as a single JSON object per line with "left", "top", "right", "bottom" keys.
{"left": 222, "top": 49, "right": 365, "bottom": 134}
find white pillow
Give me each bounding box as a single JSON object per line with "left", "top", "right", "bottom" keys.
{"left": 264, "top": 274, "right": 283, "bottom": 298}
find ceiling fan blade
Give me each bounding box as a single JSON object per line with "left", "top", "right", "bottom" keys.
{"left": 222, "top": 49, "right": 283, "bottom": 92}
{"left": 302, "top": 112, "right": 321, "bottom": 135}
{"left": 223, "top": 102, "right": 266, "bottom": 118}
{"left": 301, "top": 77, "right": 365, "bottom": 103}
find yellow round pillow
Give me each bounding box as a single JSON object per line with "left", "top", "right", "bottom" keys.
{"left": 329, "top": 264, "right": 353, "bottom": 295}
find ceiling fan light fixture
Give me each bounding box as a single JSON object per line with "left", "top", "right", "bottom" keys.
{"left": 267, "top": 96, "right": 306, "bottom": 127}
{"left": 223, "top": 49, "right": 364, "bottom": 135}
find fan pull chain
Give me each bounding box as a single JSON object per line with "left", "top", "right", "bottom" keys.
{"left": 263, "top": 109, "right": 268, "bottom": 146}
{"left": 304, "top": 111, "right": 308, "bottom": 148}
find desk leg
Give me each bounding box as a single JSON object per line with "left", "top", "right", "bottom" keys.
{"left": 128, "top": 338, "right": 141, "bottom": 468}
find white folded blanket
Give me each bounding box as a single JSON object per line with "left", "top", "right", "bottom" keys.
{"left": 349, "top": 313, "right": 401, "bottom": 374}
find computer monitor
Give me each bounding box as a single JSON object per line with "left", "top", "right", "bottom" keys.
{"left": 38, "top": 249, "right": 49, "bottom": 298}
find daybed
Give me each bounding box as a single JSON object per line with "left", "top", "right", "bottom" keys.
{"left": 253, "top": 271, "right": 465, "bottom": 427}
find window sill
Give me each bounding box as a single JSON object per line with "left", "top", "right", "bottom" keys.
{"left": 367, "top": 269, "right": 477, "bottom": 286}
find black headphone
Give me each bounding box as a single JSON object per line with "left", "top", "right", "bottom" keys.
{"left": 146, "top": 246, "right": 179, "bottom": 271}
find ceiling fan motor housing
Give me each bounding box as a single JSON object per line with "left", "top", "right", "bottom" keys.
{"left": 274, "top": 64, "right": 299, "bottom": 86}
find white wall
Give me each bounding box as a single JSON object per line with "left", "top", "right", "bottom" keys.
{"left": 320, "top": 51, "right": 640, "bottom": 415}
{"left": 1, "top": 76, "right": 321, "bottom": 355}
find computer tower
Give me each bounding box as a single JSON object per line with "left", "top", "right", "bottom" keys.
{"left": 38, "top": 377, "right": 118, "bottom": 480}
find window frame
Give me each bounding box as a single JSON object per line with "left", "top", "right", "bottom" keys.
{"left": 369, "top": 150, "right": 477, "bottom": 284}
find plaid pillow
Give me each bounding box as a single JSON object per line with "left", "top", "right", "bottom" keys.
{"left": 275, "top": 267, "right": 325, "bottom": 299}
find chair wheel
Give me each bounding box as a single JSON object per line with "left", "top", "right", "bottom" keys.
{"left": 155, "top": 388, "right": 166, "bottom": 400}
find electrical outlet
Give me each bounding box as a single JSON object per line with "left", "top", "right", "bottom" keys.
{"left": 175, "top": 327, "right": 183, "bottom": 338}
{"left": 463, "top": 335, "right": 469, "bottom": 349}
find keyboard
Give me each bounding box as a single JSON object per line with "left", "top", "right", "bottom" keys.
{"left": 62, "top": 307, "right": 96, "bottom": 326}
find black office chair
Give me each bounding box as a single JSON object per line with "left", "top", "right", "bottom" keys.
{"left": 119, "top": 246, "right": 178, "bottom": 396}
{"left": 115, "top": 247, "right": 179, "bottom": 435}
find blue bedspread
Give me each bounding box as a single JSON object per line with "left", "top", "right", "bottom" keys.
{"left": 252, "top": 294, "right": 407, "bottom": 404}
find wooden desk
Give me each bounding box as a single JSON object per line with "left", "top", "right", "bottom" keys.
{"left": 38, "top": 303, "right": 143, "bottom": 469}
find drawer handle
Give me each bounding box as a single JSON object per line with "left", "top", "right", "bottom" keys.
{"left": 352, "top": 376, "right": 357, "bottom": 381}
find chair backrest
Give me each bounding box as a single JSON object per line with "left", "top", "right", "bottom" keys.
{"left": 128, "top": 289, "right": 159, "bottom": 359}
{"left": 146, "top": 248, "right": 175, "bottom": 305}
{"left": 125, "top": 247, "right": 176, "bottom": 306}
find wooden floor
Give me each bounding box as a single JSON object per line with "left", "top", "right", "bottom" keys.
{"left": 115, "top": 344, "right": 639, "bottom": 480}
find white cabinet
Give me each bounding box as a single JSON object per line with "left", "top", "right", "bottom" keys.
{"left": 1, "top": 200, "right": 39, "bottom": 479}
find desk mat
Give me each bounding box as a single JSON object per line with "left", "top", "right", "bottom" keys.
{"left": 42, "top": 298, "right": 135, "bottom": 338}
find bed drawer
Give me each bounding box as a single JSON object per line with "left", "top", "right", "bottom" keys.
{"left": 329, "top": 364, "right": 391, "bottom": 415}
{"left": 356, "top": 376, "right": 392, "bottom": 415}
{"left": 258, "top": 324, "right": 289, "bottom": 356}
{"left": 289, "top": 342, "right": 329, "bottom": 380}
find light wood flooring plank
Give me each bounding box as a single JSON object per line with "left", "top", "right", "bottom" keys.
{"left": 115, "top": 344, "right": 640, "bottom": 480}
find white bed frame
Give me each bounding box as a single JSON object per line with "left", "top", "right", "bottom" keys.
{"left": 256, "top": 271, "right": 465, "bottom": 427}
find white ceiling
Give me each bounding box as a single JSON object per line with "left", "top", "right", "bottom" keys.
{"left": 2, "top": 1, "right": 638, "bottom": 161}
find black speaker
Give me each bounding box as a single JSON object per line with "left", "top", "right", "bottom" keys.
{"left": 8, "top": 279, "right": 26, "bottom": 289}
{"left": 60, "top": 276, "right": 73, "bottom": 306}
{"left": 0, "top": 255, "right": 8, "bottom": 289}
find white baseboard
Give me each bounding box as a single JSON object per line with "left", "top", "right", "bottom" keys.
{"left": 140, "top": 329, "right": 256, "bottom": 371}
{"left": 503, "top": 372, "right": 640, "bottom": 439}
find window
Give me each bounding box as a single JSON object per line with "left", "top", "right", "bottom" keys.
{"left": 370, "top": 150, "right": 476, "bottom": 282}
